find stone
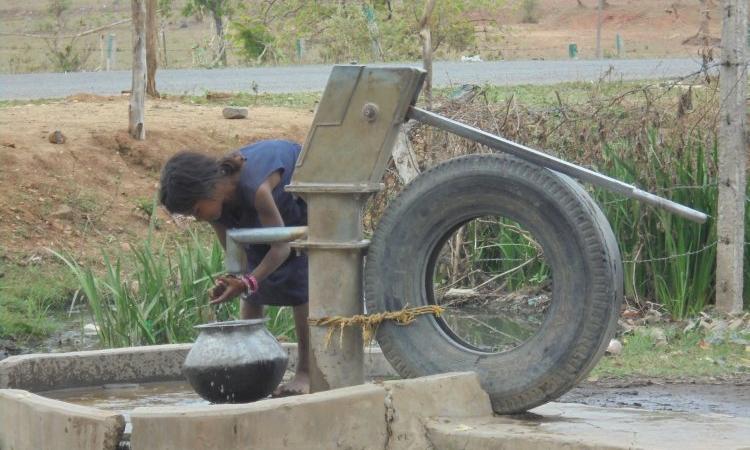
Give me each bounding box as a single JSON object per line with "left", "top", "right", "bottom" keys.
{"left": 50, "top": 204, "right": 74, "bottom": 220}
{"left": 606, "top": 338, "right": 623, "bottom": 355}
{"left": 48, "top": 130, "right": 66, "bottom": 144}
{"left": 0, "top": 389, "right": 124, "bottom": 450}
{"left": 130, "top": 384, "right": 387, "bottom": 450}
{"left": 222, "top": 107, "right": 248, "bottom": 119}
{"left": 382, "top": 372, "right": 492, "bottom": 450}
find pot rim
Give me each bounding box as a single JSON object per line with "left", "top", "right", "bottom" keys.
{"left": 194, "top": 318, "right": 269, "bottom": 330}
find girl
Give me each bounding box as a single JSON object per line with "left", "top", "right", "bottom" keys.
{"left": 159, "top": 139, "right": 309, "bottom": 397}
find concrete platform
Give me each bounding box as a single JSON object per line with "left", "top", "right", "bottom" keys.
{"left": 426, "top": 402, "right": 750, "bottom": 450}
{"left": 3, "top": 344, "right": 748, "bottom": 450}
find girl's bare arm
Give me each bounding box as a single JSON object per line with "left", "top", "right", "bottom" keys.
{"left": 251, "top": 171, "right": 291, "bottom": 282}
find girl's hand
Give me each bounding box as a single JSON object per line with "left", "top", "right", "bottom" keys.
{"left": 209, "top": 276, "right": 246, "bottom": 305}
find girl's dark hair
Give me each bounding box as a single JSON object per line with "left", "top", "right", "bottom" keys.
{"left": 159, "top": 151, "right": 243, "bottom": 214}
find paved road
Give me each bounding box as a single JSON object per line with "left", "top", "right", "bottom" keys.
{"left": 0, "top": 58, "right": 706, "bottom": 100}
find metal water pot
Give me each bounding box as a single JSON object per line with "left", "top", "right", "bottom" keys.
{"left": 182, "top": 319, "right": 288, "bottom": 403}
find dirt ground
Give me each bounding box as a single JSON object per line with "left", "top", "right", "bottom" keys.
{"left": 0, "top": 95, "right": 313, "bottom": 263}
{"left": 486, "top": 0, "right": 717, "bottom": 60}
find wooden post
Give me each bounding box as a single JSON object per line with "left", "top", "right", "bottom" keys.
{"left": 100, "top": 33, "right": 105, "bottom": 70}
{"left": 106, "top": 34, "right": 116, "bottom": 71}
{"left": 595, "top": 0, "right": 603, "bottom": 59}
{"left": 717, "top": 0, "right": 747, "bottom": 313}
{"left": 130, "top": 0, "right": 146, "bottom": 140}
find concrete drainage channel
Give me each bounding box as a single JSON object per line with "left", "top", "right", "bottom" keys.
{"left": 1, "top": 346, "right": 749, "bottom": 450}
{"left": 0, "top": 344, "right": 750, "bottom": 450}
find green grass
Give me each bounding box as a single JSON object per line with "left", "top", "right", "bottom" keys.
{"left": 0, "top": 262, "right": 76, "bottom": 340}
{"left": 592, "top": 326, "right": 750, "bottom": 379}
{"left": 0, "top": 98, "right": 63, "bottom": 108}
{"left": 437, "top": 79, "right": 689, "bottom": 108}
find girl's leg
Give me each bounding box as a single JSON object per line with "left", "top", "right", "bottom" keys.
{"left": 240, "top": 298, "right": 264, "bottom": 319}
{"left": 273, "top": 302, "right": 310, "bottom": 396}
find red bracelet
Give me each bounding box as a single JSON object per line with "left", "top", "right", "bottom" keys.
{"left": 241, "top": 274, "right": 258, "bottom": 293}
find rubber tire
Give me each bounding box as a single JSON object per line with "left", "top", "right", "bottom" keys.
{"left": 365, "top": 154, "right": 623, "bottom": 414}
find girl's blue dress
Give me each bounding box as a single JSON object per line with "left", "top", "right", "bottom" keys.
{"left": 214, "top": 140, "right": 308, "bottom": 306}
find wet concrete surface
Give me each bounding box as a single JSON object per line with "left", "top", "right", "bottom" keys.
{"left": 39, "top": 380, "right": 207, "bottom": 412}
{"left": 428, "top": 402, "right": 750, "bottom": 450}
{"left": 560, "top": 380, "right": 750, "bottom": 417}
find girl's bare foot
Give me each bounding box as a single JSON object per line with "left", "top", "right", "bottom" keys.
{"left": 272, "top": 371, "right": 309, "bottom": 397}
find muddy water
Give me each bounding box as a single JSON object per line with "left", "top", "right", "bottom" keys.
{"left": 40, "top": 381, "right": 208, "bottom": 412}
{"left": 560, "top": 382, "right": 750, "bottom": 417}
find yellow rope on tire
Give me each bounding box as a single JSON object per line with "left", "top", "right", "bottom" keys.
{"left": 308, "top": 305, "right": 445, "bottom": 348}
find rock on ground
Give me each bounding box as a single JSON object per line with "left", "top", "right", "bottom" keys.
{"left": 222, "top": 107, "right": 248, "bottom": 119}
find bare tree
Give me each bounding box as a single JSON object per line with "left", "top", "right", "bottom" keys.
{"left": 183, "top": 0, "right": 233, "bottom": 66}
{"left": 419, "top": 0, "right": 437, "bottom": 109}
{"left": 146, "top": 0, "right": 159, "bottom": 97}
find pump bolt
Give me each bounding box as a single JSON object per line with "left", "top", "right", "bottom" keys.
{"left": 362, "top": 103, "right": 379, "bottom": 122}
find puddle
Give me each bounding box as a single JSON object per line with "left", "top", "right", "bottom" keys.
{"left": 559, "top": 382, "right": 750, "bottom": 417}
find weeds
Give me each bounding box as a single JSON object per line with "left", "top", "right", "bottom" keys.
{"left": 53, "top": 231, "right": 297, "bottom": 347}
{"left": 592, "top": 324, "right": 749, "bottom": 379}
{"left": 0, "top": 262, "right": 76, "bottom": 339}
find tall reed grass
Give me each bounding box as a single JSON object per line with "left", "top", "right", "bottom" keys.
{"left": 54, "top": 232, "right": 296, "bottom": 348}
{"left": 596, "top": 132, "right": 721, "bottom": 317}
{"left": 387, "top": 79, "right": 750, "bottom": 317}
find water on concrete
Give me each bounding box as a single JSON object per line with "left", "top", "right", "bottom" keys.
{"left": 560, "top": 381, "right": 750, "bottom": 417}
{"left": 39, "top": 380, "right": 207, "bottom": 412}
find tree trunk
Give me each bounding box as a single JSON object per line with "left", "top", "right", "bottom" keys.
{"left": 419, "top": 0, "right": 437, "bottom": 109}
{"left": 716, "top": 0, "right": 747, "bottom": 313}
{"left": 213, "top": 12, "right": 227, "bottom": 66}
{"left": 145, "top": 0, "right": 158, "bottom": 97}
{"left": 130, "top": 0, "right": 146, "bottom": 140}
{"left": 595, "top": 0, "right": 603, "bottom": 59}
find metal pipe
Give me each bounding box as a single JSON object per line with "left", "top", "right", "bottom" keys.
{"left": 225, "top": 226, "right": 307, "bottom": 274}
{"left": 407, "top": 106, "right": 708, "bottom": 224}
{"left": 227, "top": 226, "right": 308, "bottom": 244}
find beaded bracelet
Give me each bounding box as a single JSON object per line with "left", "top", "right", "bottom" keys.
{"left": 240, "top": 273, "right": 259, "bottom": 293}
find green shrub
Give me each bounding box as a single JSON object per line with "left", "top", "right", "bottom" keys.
{"left": 232, "top": 22, "right": 274, "bottom": 64}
